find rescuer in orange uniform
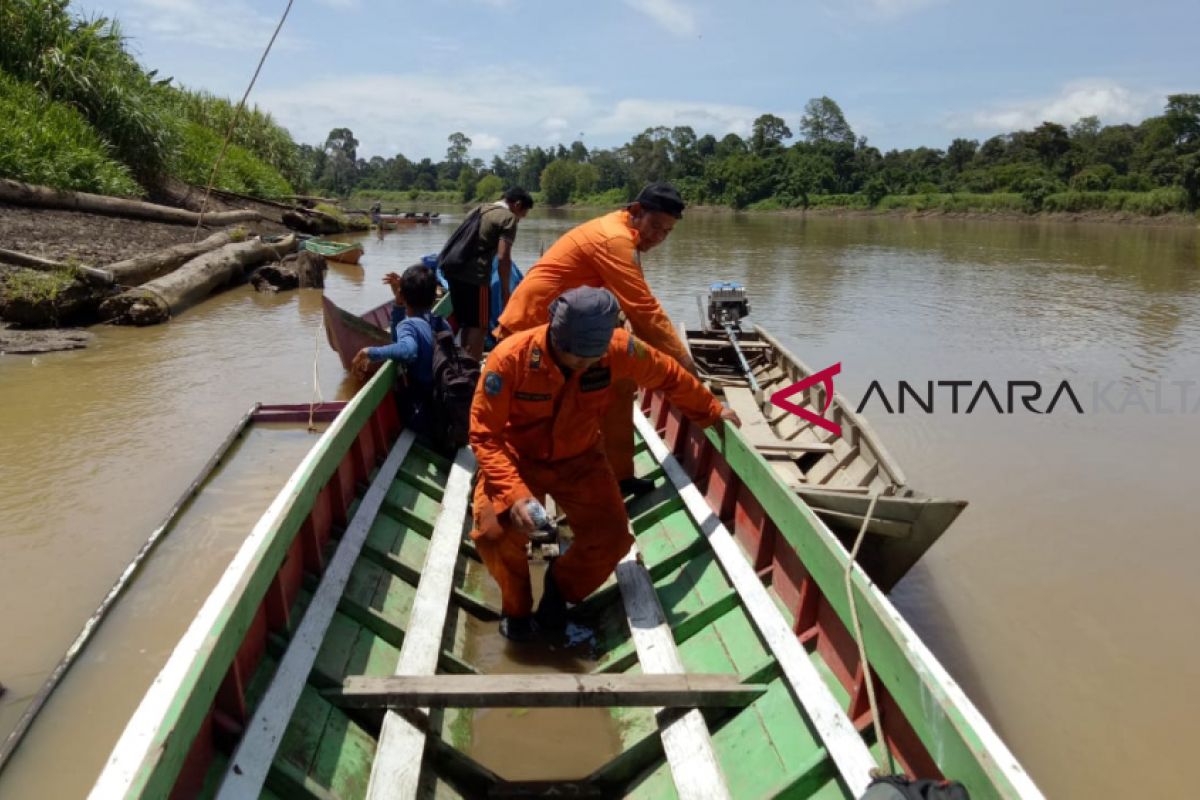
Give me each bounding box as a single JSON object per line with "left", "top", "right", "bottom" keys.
{"left": 493, "top": 183, "right": 695, "bottom": 498}
{"left": 471, "top": 287, "right": 740, "bottom": 641}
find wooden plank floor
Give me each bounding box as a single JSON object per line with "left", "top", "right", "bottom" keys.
{"left": 197, "top": 425, "right": 887, "bottom": 799}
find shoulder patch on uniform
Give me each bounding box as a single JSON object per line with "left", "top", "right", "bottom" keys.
{"left": 484, "top": 371, "right": 503, "bottom": 396}
{"left": 530, "top": 346, "right": 543, "bottom": 369}
{"left": 629, "top": 337, "right": 649, "bottom": 359}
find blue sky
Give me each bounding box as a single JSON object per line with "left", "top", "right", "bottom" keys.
{"left": 82, "top": 0, "right": 1198, "bottom": 161}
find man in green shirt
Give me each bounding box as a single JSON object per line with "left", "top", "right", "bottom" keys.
{"left": 443, "top": 186, "right": 534, "bottom": 360}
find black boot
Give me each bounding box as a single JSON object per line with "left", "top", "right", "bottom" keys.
{"left": 534, "top": 566, "right": 568, "bottom": 634}
{"left": 499, "top": 615, "right": 537, "bottom": 642}
{"left": 618, "top": 476, "right": 655, "bottom": 497}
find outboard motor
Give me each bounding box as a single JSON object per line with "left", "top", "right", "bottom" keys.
{"left": 706, "top": 281, "right": 751, "bottom": 332}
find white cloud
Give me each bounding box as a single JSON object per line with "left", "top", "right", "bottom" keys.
{"left": 856, "top": 0, "right": 943, "bottom": 19}
{"left": 622, "top": 0, "right": 697, "bottom": 37}
{"left": 258, "top": 72, "right": 595, "bottom": 158}
{"left": 123, "top": 0, "right": 301, "bottom": 51}
{"left": 947, "top": 80, "right": 1163, "bottom": 133}
{"left": 592, "top": 99, "right": 765, "bottom": 139}
{"left": 470, "top": 132, "right": 503, "bottom": 152}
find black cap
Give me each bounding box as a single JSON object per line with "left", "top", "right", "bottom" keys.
{"left": 633, "top": 182, "right": 685, "bottom": 219}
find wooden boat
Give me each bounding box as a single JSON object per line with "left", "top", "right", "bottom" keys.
{"left": 0, "top": 402, "right": 346, "bottom": 782}
{"left": 79, "top": 361, "right": 1039, "bottom": 799}
{"left": 684, "top": 286, "right": 967, "bottom": 591}
{"left": 304, "top": 238, "right": 365, "bottom": 264}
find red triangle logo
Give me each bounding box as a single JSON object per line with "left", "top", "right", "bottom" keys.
{"left": 769, "top": 363, "right": 842, "bottom": 437}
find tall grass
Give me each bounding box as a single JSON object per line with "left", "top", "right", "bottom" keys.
{"left": 0, "top": 0, "right": 177, "bottom": 181}
{"left": 168, "top": 88, "right": 305, "bottom": 190}
{"left": 170, "top": 122, "right": 292, "bottom": 199}
{"left": 0, "top": 71, "right": 141, "bottom": 195}
{"left": 1041, "top": 188, "right": 1188, "bottom": 216}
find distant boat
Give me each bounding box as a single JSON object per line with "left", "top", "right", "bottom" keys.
{"left": 303, "top": 238, "right": 364, "bottom": 264}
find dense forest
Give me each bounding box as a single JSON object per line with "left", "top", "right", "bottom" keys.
{"left": 317, "top": 95, "right": 1200, "bottom": 215}
{"left": 3, "top": 0, "right": 1198, "bottom": 216}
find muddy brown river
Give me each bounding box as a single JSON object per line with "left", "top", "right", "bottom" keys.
{"left": 1, "top": 211, "right": 1197, "bottom": 798}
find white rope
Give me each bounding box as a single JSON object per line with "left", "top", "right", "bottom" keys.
{"left": 844, "top": 492, "right": 892, "bottom": 775}
{"left": 308, "top": 316, "right": 324, "bottom": 432}
{"left": 192, "top": 0, "right": 295, "bottom": 241}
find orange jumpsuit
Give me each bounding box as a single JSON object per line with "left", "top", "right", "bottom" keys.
{"left": 493, "top": 210, "right": 690, "bottom": 482}
{"left": 470, "top": 326, "right": 723, "bottom": 617}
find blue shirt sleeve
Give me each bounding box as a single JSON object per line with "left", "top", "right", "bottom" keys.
{"left": 368, "top": 319, "right": 420, "bottom": 363}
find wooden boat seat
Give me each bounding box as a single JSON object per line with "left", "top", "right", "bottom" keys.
{"left": 724, "top": 387, "right": 833, "bottom": 459}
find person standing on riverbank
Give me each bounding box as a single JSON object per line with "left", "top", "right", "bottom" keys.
{"left": 493, "top": 182, "right": 695, "bottom": 497}
{"left": 440, "top": 186, "right": 535, "bottom": 360}
{"left": 469, "top": 287, "right": 738, "bottom": 640}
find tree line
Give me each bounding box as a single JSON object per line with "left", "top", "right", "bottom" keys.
{"left": 306, "top": 95, "right": 1200, "bottom": 213}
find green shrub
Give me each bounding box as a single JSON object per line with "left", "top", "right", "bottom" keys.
{"left": 1, "top": 0, "right": 177, "bottom": 180}
{"left": 169, "top": 121, "right": 292, "bottom": 199}
{"left": 0, "top": 72, "right": 140, "bottom": 195}
{"left": 474, "top": 174, "right": 503, "bottom": 201}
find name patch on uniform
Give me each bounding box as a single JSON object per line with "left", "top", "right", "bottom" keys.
{"left": 580, "top": 366, "right": 612, "bottom": 393}
{"left": 515, "top": 391, "right": 551, "bottom": 401}
{"left": 484, "top": 371, "right": 503, "bottom": 396}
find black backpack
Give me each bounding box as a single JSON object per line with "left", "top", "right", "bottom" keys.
{"left": 436, "top": 205, "right": 485, "bottom": 280}
{"left": 860, "top": 776, "right": 969, "bottom": 800}
{"left": 428, "top": 325, "right": 480, "bottom": 453}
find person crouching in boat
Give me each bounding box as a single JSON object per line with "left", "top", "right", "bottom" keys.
{"left": 469, "top": 286, "right": 740, "bottom": 641}
{"left": 351, "top": 263, "right": 448, "bottom": 438}
{"left": 492, "top": 182, "right": 696, "bottom": 500}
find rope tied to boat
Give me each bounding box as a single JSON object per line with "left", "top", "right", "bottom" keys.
{"left": 191, "top": 0, "right": 295, "bottom": 242}
{"left": 308, "top": 316, "right": 324, "bottom": 432}
{"left": 845, "top": 492, "right": 895, "bottom": 776}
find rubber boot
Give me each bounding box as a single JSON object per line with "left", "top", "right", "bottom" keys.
{"left": 499, "top": 615, "right": 537, "bottom": 642}
{"left": 534, "top": 565, "right": 568, "bottom": 634}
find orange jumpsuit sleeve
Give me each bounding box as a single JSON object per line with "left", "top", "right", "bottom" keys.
{"left": 468, "top": 354, "right": 533, "bottom": 514}
{"left": 612, "top": 333, "right": 724, "bottom": 427}
{"left": 594, "top": 236, "right": 690, "bottom": 364}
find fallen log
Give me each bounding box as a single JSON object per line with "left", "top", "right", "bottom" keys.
{"left": 282, "top": 208, "right": 342, "bottom": 234}
{"left": 0, "top": 247, "right": 113, "bottom": 286}
{"left": 102, "top": 231, "right": 233, "bottom": 286}
{"left": 0, "top": 179, "right": 261, "bottom": 227}
{"left": 100, "top": 235, "right": 296, "bottom": 325}
{"left": 250, "top": 250, "right": 326, "bottom": 292}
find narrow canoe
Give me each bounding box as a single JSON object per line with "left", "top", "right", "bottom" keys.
{"left": 684, "top": 325, "right": 967, "bottom": 591}
{"left": 81, "top": 364, "right": 1039, "bottom": 799}
{"left": 304, "top": 238, "right": 365, "bottom": 264}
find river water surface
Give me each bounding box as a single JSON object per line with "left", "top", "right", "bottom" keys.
{"left": 1, "top": 211, "right": 1197, "bottom": 798}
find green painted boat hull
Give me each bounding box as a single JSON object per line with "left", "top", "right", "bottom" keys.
{"left": 82, "top": 360, "right": 1040, "bottom": 798}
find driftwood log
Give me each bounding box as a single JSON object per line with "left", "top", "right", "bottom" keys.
{"left": 251, "top": 251, "right": 326, "bottom": 292}
{"left": 281, "top": 208, "right": 343, "bottom": 234}
{"left": 0, "top": 179, "right": 260, "bottom": 227}
{"left": 102, "top": 231, "right": 234, "bottom": 286}
{"left": 0, "top": 247, "right": 113, "bottom": 285}
{"left": 100, "top": 235, "right": 296, "bottom": 325}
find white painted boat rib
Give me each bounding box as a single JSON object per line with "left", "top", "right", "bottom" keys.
{"left": 215, "top": 430, "right": 416, "bottom": 799}
{"left": 616, "top": 546, "right": 732, "bottom": 800}
{"left": 89, "top": 381, "right": 390, "bottom": 800}
{"left": 365, "top": 447, "right": 476, "bottom": 800}
{"left": 635, "top": 409, "right": 878, "bottom": 797}
{"left": 636, "top": 408, "right": 1044, "bottom": 799}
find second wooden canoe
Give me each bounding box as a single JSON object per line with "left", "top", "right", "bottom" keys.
{"left": 684, "top": 325, "right": 967, "bottom": 591}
